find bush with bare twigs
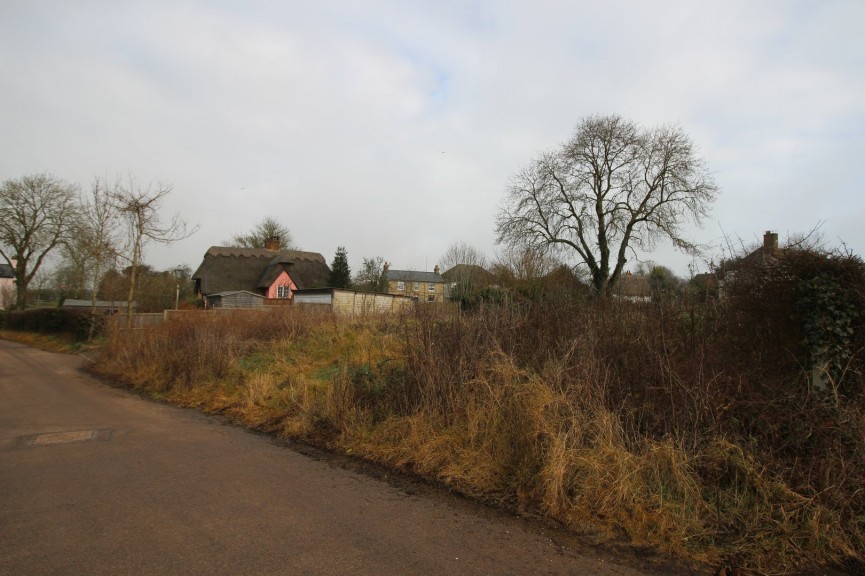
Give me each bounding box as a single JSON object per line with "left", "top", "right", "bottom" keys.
{"left": 90, "top": 251, "right": 865, "bottom": 571}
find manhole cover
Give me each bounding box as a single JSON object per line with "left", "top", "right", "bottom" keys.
{"left": 25, "top": 429, "right": 112, "bottom": 446}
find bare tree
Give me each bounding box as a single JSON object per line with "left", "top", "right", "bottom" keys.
{"left": 60, "top": 178, "right": 122, "bottom": 292}
{"left": 438, "top": 242, "right": 489, "bottom": 301}
{"left": 635, "top": 261, "right": 683, "bottom": 301}
{"left": 496, "top": 114, "right": 718, "bottom": 296}
{"left": 353, "top": 256, "right": 387, "bottom": 293}
{"left": 439, "top": 241, "right": 487, "bottom": 272}
{"left": 491, "top": 245, "right": 559, "bottom": 286}
{"left": 229, "top": 216, "right": 294, "bottom": 249}
{"left": 113, "top": 177, "right": 195, "bottom": 325}
{"left": 59, "top": 177, "right": 123, "bottom": 337}
{"left": 0, "top": 174, "right": 79, "bottom": 309}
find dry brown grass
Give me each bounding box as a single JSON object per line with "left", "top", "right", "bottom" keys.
{"left": 87, "top": 300, "right": 864, "bottom": 572}
{"left": 0, "top": 329, "right": 85, "bottom": 353}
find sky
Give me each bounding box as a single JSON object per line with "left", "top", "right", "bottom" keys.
{"left": 1, "top": 0, "right": 863, "bottom": 278}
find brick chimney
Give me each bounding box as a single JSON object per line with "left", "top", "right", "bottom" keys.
{"left": 433, "top": 265, "right": 440, "bottom": 275}
{"left": 763, "top": 231, "right": 778, "bottom": 254}
{"left": 264, "top": 236, "right": 280, "bottom": 251}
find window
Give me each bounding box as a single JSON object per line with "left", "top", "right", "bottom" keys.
{"left": 428, "top": 295, "right": 436, "bottom": 303}
{"left": 277, "top": 285, "right": 290, "bottom": 299}
{"left": 428, "top": 283, "right": 436, "bottom": 292}
{"left": 413, "top": 282, "right": 419, "bottom": 292}
{"left": 397, "top": 281, "right": 405, "bottom": 291}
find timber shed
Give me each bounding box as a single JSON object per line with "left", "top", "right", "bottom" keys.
{"left": 204, "top": 290, "right": 265, "bottom": 309}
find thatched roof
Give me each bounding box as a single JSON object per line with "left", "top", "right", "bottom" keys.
{"left": 614, "top": 273, "right": 651, "bottom": 298}
{"left": 192, "top": 247, "right": 330, "bottom": 295}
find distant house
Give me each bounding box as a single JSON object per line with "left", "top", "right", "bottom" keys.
{"left": 191, "top": 241, "right": 331, "bottom": 309}
{"left": 613, "top": 272, "right": 652, "bottom": 302}
{"left": 384, "top": 264, "right": 447, "bottom": 303}
{"left": 691, "top": 230, "right": 781, "bottom": 300}
{"left": 442, "top": 264, "right": 495, "bottom": 285}
{"left": 734, "top": 230, "right": 781, "bottom": 269}
{"left": 0, "top": 262, "right": 14, "bottom": 310}
{"left": 441, "top": 264, "right": 495, "bottom": 300}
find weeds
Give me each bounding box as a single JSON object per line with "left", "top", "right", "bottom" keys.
{"left": 89, "top": 290, "right": 865, "bottom": 571}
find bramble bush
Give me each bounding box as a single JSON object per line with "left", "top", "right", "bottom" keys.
{"left": 89, "top": 246, "right": 865, "bottom": 570}
{"left": 2, "top": 308, "right": 106, "bottom": 340}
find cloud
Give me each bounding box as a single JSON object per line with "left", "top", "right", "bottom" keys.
{"left": 1, "top": 0, "right": 863, "bottom": 278}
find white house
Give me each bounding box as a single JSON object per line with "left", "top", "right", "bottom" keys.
{"left": 0, "top": 261, "right": 15, "bottom": 310}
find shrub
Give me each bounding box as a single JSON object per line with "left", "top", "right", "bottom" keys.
{"left": 91, "top": 284, "right": 865, "bottom": 570}
{"left": 2, "top": 308, "right": 106, "bottom": 340}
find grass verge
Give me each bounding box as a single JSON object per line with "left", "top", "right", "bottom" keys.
{"left": 46, "top": 303, "right": 865, "bottom": 572}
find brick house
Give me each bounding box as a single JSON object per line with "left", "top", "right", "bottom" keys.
{"left": 690, "top": 230, "right": 781, "bottom": 300}
{"left": 384, "top": 264, "right": 447, "bottom": 303}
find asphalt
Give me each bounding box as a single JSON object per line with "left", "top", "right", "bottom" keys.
{"left": 0, "top": 339, "right": 652, "bottom": 575}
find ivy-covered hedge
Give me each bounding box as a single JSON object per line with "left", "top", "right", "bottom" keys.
{"left": 724, "top": 246, "right": 865, "bottom": 399}
{"left": 1, "top": 308, "right": 106, "bottom": 340}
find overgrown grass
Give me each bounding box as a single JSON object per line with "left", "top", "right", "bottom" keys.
{"left": 89, "top": 293, "right": 864, "bottom": 572}
{"left": 0, "top": 329, "right": 90, "bottom": 353}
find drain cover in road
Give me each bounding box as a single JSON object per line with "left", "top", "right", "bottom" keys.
{"left": 26, "top": 429, "right": 112, "bottom": 446}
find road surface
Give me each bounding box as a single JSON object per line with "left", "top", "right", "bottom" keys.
{"left": 0, "top": 339, "right": 658, "bottom": 575}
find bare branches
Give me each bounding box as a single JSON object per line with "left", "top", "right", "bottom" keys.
{"left": 0, "top": 173, "right": 79, "bottom": 309}
{"left": 496, "top": 114, "right": 718, "bottom": 296}
{"left": 439, "top": 241, "right": 488, "bottom": 272}
{"left": 229, "top": 216, "right": 294, "bottom": 249}
{"left": 112, "top": 176, "right": 197, "bottom": 323}
{"left": 353, "top": 256, "right": 388, "bottom": 293}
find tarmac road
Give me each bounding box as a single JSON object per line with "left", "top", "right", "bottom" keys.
{"left": 0, "top": 339, "right": 654, "bottom": 575}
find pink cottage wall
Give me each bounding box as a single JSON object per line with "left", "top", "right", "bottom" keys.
{"left": 265, "top": 270, "right": 297, "bottom": 299}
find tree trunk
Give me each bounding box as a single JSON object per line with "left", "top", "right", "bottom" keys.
{"left": 14, "top": 259, "right": 27, "bottom": 309}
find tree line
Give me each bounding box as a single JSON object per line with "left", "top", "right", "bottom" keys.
{"left": 333, "top": 113, "right": 718, "bottom": 300}
{"left": 2, "top": 113, "right": 721, "bottom": 311}
{"left": 0, "top": 173, "right": 193, "bottom": 319}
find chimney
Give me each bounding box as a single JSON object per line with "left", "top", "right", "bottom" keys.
{"left": 433, "top": 265, "right": 440, "bottom": 275}
{"left": 383, "top": 261, "right": 390, "bottom": 273}
{"left": 264, "top": 236, "right": 280, "bottom": 251}
{"left": 763, "top": 231, "right": 778, "bottom": 254}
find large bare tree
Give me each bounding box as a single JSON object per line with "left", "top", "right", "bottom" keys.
{"left": 0, "top": 174, "right": 79, "bottom": 309}
{"left": 113, "top": 177, "right": 195, "bottom": 324}
{"left": 496, "top": 114, "right": 718, "bottom": 296}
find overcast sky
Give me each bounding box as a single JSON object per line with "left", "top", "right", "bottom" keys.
{"left": 2, "top": 0, "right": 863, "bottom": 277}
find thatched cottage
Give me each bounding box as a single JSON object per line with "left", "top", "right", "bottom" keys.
{"left": 192, "top": 242, "right": 331, "bottom": 308}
